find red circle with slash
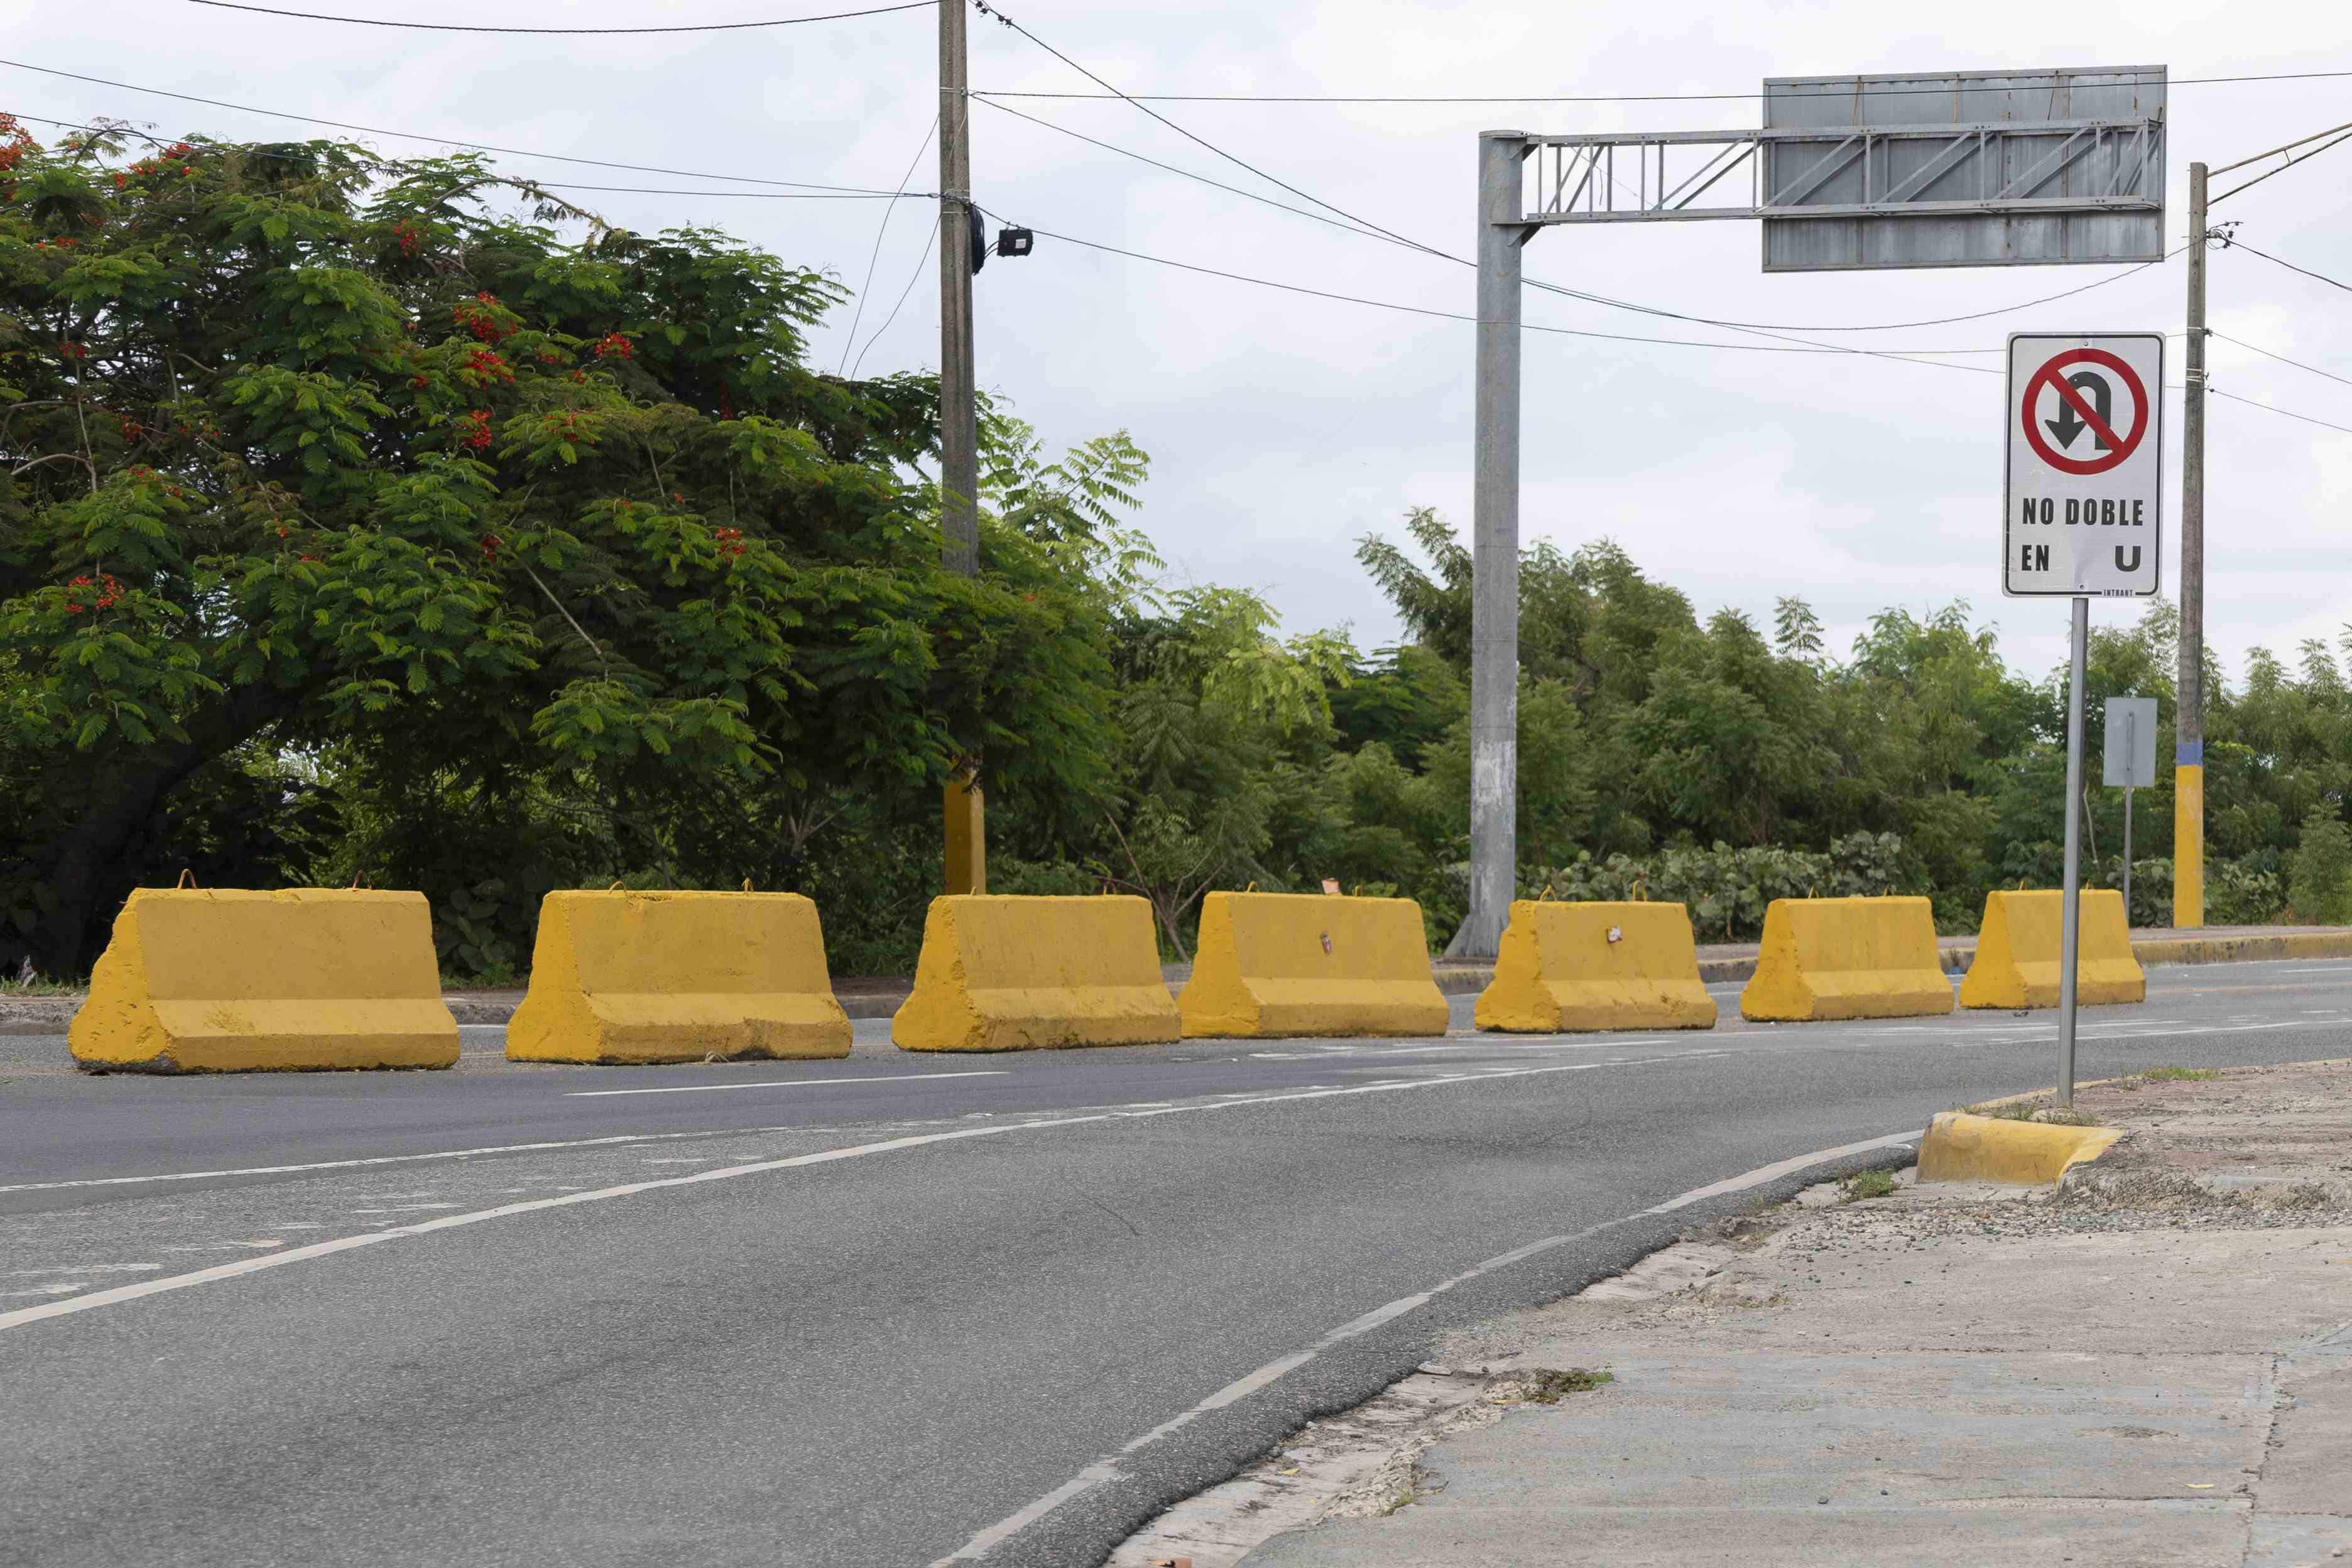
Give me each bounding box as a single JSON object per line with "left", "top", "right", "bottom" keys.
{"left": 2020, "top": 349, "right": 2149, "bottom": 477}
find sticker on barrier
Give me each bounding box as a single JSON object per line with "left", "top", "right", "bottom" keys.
{"left": 1475, "top": 900, "right": 1716, "bottom": 1033}
{"left": 1179, "top": 891, "right": 1447, "bottom": 1039}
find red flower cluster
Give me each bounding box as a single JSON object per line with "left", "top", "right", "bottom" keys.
{"left": 116, "top": 416, "right": 143, "bottom": 441}
{"left": 460, "top": 347, "right": 513, "bottom": 384}
{"left": 0, "top": 114, "right": 34, "bottom": 178}
{"left": 390, "top": 220, "right": 423, "bottom": 258}
{"left": 480, "top": 533, "right": 503, "bottom": 560}
{"left": 34, "top": 237, "right": 79, "bottom": 253}
{"left": 410, "top": 373, "right": 430, "bottom": 390}
{"left": 713, "top": 525, "right": 746, "bottom": 560}
{"left": 63, "top": 574, "right": 124, "bottom": 615}
{"left": 591, "top": 332, "right": 633, "bottom": 361}
{"left": 57, "top": 339, "right": 85, "bottom": 360}
{"left": 452, "top": 293, "right": 514, "bottom": 345}
{"left": 456, "top": 409, "right": 494, "bottom": 452}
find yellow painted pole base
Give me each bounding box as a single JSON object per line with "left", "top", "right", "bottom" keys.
{"left": 945, "top": 776, "right": 986, "bottom": 897}
{"left": 2173, "top": 761, "right": 2204, "bottom": 930}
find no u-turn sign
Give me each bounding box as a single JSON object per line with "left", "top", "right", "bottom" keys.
{"left": 2005, "top": 332, "right": 2164, "bottom": 597}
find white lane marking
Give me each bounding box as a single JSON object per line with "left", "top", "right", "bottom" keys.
{"left": 2275, "top": 966, "right": 2352, "bottom": 974}
{"left": 0, "top": 1054, "right": 1679, "bottom": 1335}
{"left": 932, "top": 1126, "right": 1921, "bottom": 1564}
{"left": 0, "top": 1123, "right": 854, "bottom": 1195}
{"left": 6, "top": 1263, "right": 163, "bottom": 1277}
{"left": 562, "top": 1070, "right": 1008, "bottom": 1099}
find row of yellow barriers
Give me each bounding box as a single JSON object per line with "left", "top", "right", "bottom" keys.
{"left": 66, "top": 885, "right": 2142, "bottom": 1074}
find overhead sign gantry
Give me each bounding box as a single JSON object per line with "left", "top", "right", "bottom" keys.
{"left": 1454, "top": 65, "right": 2168, "bottom": 960}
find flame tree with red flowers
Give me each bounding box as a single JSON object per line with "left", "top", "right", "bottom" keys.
{"left": 0, "top": 121, "right": 1144, "bottom": 977}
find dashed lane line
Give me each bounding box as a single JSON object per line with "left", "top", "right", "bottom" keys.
{"left": 0, "top": 1054, "right": 1683, "bottom": 1335}
{"left": 563, "top": 1070, "right": 1008, "bottom": 1098}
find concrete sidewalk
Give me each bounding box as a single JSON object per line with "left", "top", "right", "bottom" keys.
{"left": 1117, "top": 1060, "right": 2352, "bottom": 1568}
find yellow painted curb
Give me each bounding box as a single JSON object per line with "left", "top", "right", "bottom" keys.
{"left": 1179, "top": 891, "right": 1446, "bottom": 1038}
{"left": 69, "top": 888, "right": 458, "bottom": 1073}
{"left": 506, "top": 890, "right": 850, "bottom": 1064}
{"left": 2134, "top": 930, "right": 2352, "bottom": 967}
{"left": 1474, "top": 900, "right": 1716, "bottom": 1033}
{"left": 893, "top": 895, "right": 1181, "bottom": 1052}
{"left": 1916, "top": 1110, "right": 2121, "bottom": 1185}
{"left": 1961, "top": 889, "right": 2145, "bottom": 1009}
{"left": 1740, "top": 896, "right": 1954, "bottom": 1022}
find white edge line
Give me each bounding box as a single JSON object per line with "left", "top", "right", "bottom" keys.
{"left": 562, "top": 1070, "right": 1007, "bottom": 1098}
{"left": 932, "top": 1126, "right": 1922, "bottom": 1563}
{"left": 0, "top": 1054, "right": 1682, "bottom": 1335}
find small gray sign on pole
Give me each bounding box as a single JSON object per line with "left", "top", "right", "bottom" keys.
{"left": 2105, "top": 695, "right": 2158, "bottom": 939}
{"left": 2104, "top": 697, "right": 2159, "bottom": 787}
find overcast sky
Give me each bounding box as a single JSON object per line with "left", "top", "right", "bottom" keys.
{"left": 16, "top": 1, "right": 2349, "bottom": 690}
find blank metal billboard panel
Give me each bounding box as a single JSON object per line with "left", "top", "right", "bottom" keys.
{"left": 1761, "top": 67, "right": 2166, "bottom": 272}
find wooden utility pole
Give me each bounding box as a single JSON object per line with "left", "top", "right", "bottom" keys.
{"left": 2174, "top": 116, "right": 2352, "bottom": 928}
{"left": 939, "top": 0, "right": 984, "bottom": 894}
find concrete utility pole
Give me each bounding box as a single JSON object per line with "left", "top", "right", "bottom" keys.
{"left": 2174, "top": 161, "right": 2208, "bottom": 930}
{"left": 2174, "top": 117, "right": 2352, "bottom": 930}
{"left": 938, "top": 0, "right": 985, "bottom": 893}
{"left": 1453, "top": 130, "right": 1526, "bottom": 960}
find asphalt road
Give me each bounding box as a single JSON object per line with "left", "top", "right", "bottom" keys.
{"left": 6, "top": 957, "right": 2351, "bottom": 1567}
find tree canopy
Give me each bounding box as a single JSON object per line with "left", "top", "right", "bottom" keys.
{"left": 0, "top": 121, "right": 1134, "bottom": 972}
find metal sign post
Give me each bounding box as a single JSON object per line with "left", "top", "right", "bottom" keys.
{"left": 2104, "top": 696, "right": 2160, "bottom": 922}
{"left": 2007, "top": 339, "right": 2166, "bottom": 1106}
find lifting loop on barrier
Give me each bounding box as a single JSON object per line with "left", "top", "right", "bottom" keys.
{"left": 609, "top": 881, "right": 626, "bottom": 891}
{"left": 743, "top": 878, "right": 754, "bottom": 893}
{"left": 176, "top": 869, "right": 197, "bottom": 889}
{"left": 347, "top": 872, "right": 371, "bottom": 890}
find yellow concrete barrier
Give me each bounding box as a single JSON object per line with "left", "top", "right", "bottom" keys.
{"left": 1961, "top": 889, "right": 2145, "bottom": 1009}
{"left": 1917, "top": 1109, "right": 2121, "bottom": 1185}
{"left": 1179, "top": 891, "right": 1447, "bottom": 1038}
{"left": 506, "top": 890, "right": 850, "bottom": 1064}
{"left": 69, "top": 888, "right": 458, "bottom": 1073}
{"left": 1740, "top": 896, "right": 1954, "bottom": 1022}
{"left": 894, "top": 895, "right": 1180, "bottom": 1052}
{"left": 1474, "top": 901, "right": 1716, "bottom": 1033}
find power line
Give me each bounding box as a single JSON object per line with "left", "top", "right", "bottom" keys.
{"left": 973, "top": 94, "right": 1402, "bottom": 249}
{"left": 980, "top": 211, "right": 2000, "bottom": 368}
{"left": 2230, "top": 239, "right": 2352, "bottom": 294}
{"left": 2210, "top": 386, "right": 2352, "bottom": 435}
{"left": 983, "top": 92, "right": 2182, "bottom": 335}
{"left": 971, "top": 65, "right": 2352, "bottom": 106}
{"left": 183, "top": 0, "right": 934, "bottom": 32}
{"left": 849, "top": 213, "right": 940, "bottom": 379}
{"left": 968, "top": 8, "right": 2184, "bottom": 360}
{"left": 970, "top": 1, "right": 1449, "bottom": 261}
{"left": 2210, "top": 330, "right": 2352, "bottom": 391}
{"left": 840, "top": 114, "right": 940, "bottom": 374}
{"left": 0, "top": 58, "right": 915, "bottom": 195}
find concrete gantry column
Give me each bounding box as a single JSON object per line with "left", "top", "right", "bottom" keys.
{"left": 1452, "top": 130, "right": 1527, "bottom": 961}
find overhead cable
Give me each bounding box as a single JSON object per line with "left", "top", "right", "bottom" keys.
{"left": 2230, "top": 239, "right": 2352, "bottom": 295}
{"left": 841, "top": 114, "right": 941, "bottom": 374}
{"left": 2209, "top": 386, "right": 2352, "bottom": 435}
{"left": 0, "top": 58, "right": 913, "bottom": 194}
{"left": 2209, "top": 330, "right": 2352, "bottom": 391}
{"left": 984, "top": 93, "right": 2182, "bottom": 334}
{"left": 183, "top": 0, "right": 934, "bottom": 32}
{"left": 971, "top": 66, "right": 2352, "bottom": 105}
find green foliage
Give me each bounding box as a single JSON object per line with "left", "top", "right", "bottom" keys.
{"left": 2289, "top": 804, "right": 2352, "bottom": 924}
{"left": 1535, "top": 832, "right": 1910, "bottom": 944}
{"left": 0, "top": 122, "right": 1126, "bottom": 974}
